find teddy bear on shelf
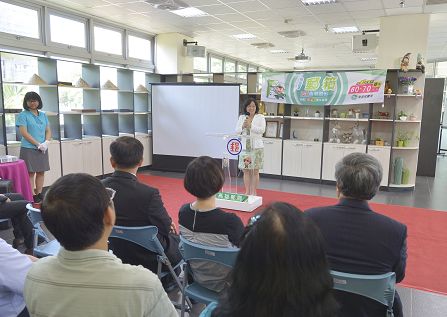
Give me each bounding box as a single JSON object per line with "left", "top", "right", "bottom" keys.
{"left": 400, "top": 53, "right": 411, "bottom": 72}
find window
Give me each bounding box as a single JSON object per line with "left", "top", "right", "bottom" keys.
{"left": 225, "top": 59, "right": 236, "bottom": 73}
{"left": 193, "top": 56, "right": 207, "bottom": 72}
{"left": 49, "top": 14, "right": 86, "bottom": 48}
{"left": 237, "top": 63, "right": 247, "bottom": 73}
{"left": 0, "top": 1, "right": 39, "bottom": 39}
{"left": 248, "top": 65, "right": 258, "bottom": 72}
{"left": 128, "top": 35, "right": 151, "bottom": 60}
{"left": 210, "top": 56, "right": 223, "bottom": 73}
{"left": 94, "top": 26, "right": 123, "bottom": 55}
{"left": 437, "top": 62, "right": 447, "bottom": 78}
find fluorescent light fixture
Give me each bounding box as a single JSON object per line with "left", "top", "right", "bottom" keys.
{"left": 360, "top": 57, "right": 378, "bottom": 61}
{"left": 331, "top": 26, "right": 359, "bottom": 33}
{"left": 270, "top": 50, "right": 289, "bottom": 54}
{"left": 171, "top": 7, "right": 208, "bottom": 17}
{"left": 49, "top": 55, "right": 89, "bottom": 64}
{"left": 301, "top": 0, "right": 336, "bottom": 5}
{"left": 232, "top": 33, "right": 257, "bottom": 40}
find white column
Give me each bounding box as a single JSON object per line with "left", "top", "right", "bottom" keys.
{"left": 155, "top": 33, "right": 194, "bottom": 74}
{"left": 376, "top": 14, "right": 430, "bottom": 70}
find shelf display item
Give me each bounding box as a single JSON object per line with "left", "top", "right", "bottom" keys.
{"left": 135, "top": 84, "right": 149, "bottom": 93}
{"left": 393, "top": 157, "right": 404, "bottom": 185}
{"left": 399, "top": 76, "right": 417, "bottom": 94}
{"left": 377, "top": 111, "right": 391, "bottom": 119}
{"left": 402, "top": 167, "right": 410, "bottom": 185}
{"left": 74, "top": 77, "right": 91, "bottom": 88}
{"left": 331, "top": 109, "right": 338, "bottom": 118}
{"left": 101, "top": 80, "right": 118, "bottom": 90}
{"left": 400, "top": 53, "right": 411, "bottom": 72}
{"left": 409, "top": 113, "right": 417, "bottom": 121}
{"left": 315, "top": 110, "right": 321, "bottom": 118}
{"left": 375, "top": 138, "right": 384, "bottom": 146}
{"left": 416, "top": 53, "right": 425, "bottom": 73}
{"left": 398, "top": 111, "right": 408, "bottom": 121}
{"left": 329, "top": 122, "right": 341, "bottom": 143}
{"left": 352, "top": 123, "right": 366, "bottom": 144}
{"left": 385, "top": 80, "right": 393, "bottom": 94}
{"left": 265, "top": 121, "right": 278, "bottom": 138}
{"left": 26, "top": 73, "right": 47, "bottom": 85}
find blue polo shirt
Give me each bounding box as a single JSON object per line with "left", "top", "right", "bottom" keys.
{"left": 16, "top": 110, "right": 49, "bottom": 149}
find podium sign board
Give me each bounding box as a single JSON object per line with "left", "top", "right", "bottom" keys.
{"left": 208, "top": 133, "right": 263, "bottom": 212}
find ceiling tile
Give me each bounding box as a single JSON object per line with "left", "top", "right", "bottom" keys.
{"left": 199, "top": 4, "right": 236, "bottom": 14}
{"left": 226, "top": 1, "right": 270, "bottom": 12}
{"left": 349, "top": 9, "right": 384, "bottom": 18}
{"left": 385, "top": 7, "right": 423, "bottom": 15}
{"left": 342, "top": 0, "right": 383, "bottom": 11}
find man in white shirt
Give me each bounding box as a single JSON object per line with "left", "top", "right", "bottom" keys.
{"left": 24, "top": 173, "right": 178, "bottom": 317}
{"left": 0, "top": 238, "right": 36, "bottom": 317}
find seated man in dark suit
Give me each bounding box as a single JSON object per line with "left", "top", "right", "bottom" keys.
{"left": 0, "top": 193, "right": 33, "bottom": 254}
{"left": 306, "top": 153, "right": 407, "bottom": 317}
{"left": 102, "top": 136, "right": 181, "bottom": 286}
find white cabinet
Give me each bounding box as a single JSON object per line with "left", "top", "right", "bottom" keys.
{"left": 367, "top": 146, "right": 391, "bottom": 187}
{"left": 283, "top": 140, "right": 322, "bottom": 179}
{"left": 261, "top": 138, "right": 282, "bottom": 175}
{"left": 135, "top": 133, "right": 152, "bottom": 167}
{"left": 44, "top": 141, "right": 61, "bottom": 187}
{"left": 102, "top": 136, "right": 117, "bottom": 174}
{"left": 62, "top": 138, "right": 102, "bottom": 176}
{"left": 322, "top": 143, "right": 367, "bottom": 181}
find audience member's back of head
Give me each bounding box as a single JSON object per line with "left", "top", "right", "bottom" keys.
{"left": 335, "top": 152, "right": 383, "bottom": 201}
{"left": 110, "top": 136, "right": 143, "bottom": 169}
{"left": 214, "top": 202, "right": 338, "bottom": 317}
{"left": 41, "top": 173, "right": 111, "bottom": 251}
{"left": 184, "top": 156, "right": 224, "bottom": 199}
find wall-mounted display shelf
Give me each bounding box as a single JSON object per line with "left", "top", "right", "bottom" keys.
{"left": 0, "top": 52, "right": 159, "bottom": 187}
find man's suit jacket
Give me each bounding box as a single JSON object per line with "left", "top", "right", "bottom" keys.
{"left": 306, "top": 198, "right": 407, "bottom": 317}
{"left": 102, "top": 171, "right": 175, "bottom": 272}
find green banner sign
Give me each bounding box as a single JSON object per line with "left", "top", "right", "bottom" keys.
{"left": 261, "top": 70, "right": 387, "bottom": 106}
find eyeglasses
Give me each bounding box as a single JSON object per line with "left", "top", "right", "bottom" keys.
{"left": 105, "top": 187, "right": 116, "bottom": 201}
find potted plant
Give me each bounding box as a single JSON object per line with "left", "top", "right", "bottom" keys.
{"left": 396, "top": 130, "right": 412, "bottom": 147}
{"left": 397, "top": 110, "right": 408, "bottom": 121}
{"left": 375, "top": 137, "right": 384, "bottom": 146}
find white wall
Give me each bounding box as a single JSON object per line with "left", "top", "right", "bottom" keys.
{"left": 155, "top": 33, "right": 194, "bottom": 74}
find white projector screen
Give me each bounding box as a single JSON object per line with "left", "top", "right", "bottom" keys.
{"left": 152, "top": 84, "right": 240, "bottom": 159}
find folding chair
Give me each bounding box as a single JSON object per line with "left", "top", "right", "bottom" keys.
{"left": 26, "top": 203, "right": 60, "bottom": 257}
{"left": 199, "top": 302, "right": 218, "bottom": 317}
{"left": 179, "top": 235, "right": 239, "bottom": 317}
{"left": 109, "top": 225, "right": 192, "bottom": 311}
{"left": 331, "top": 270, "right": 396, "bottom": 317}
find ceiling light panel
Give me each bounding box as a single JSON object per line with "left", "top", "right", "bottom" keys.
{"left": 331, "top": 26, "right": 359, "bottom": 33}
{"left": 301, "top": 0, "right": 336, "bottom": 5}
{"left": 232, "top": 33, "right": 257, "bottom": 40}
{"left": 170, "top": 7, "right": 208, "bottom": 17}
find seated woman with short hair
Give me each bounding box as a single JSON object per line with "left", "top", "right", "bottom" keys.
{"left": 210, "top": 202, "right": 338, "bottom": 317}
{"left": 179, "top": 156, "right": 244, "bottom": 292}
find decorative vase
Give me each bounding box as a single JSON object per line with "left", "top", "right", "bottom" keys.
{"left": 403, "top": 140, "right": 410, "bottom": 147}
{"left": 397, "top": 140, "right": 404, "bottom": 147}
{"left": 403, "top": 84, "right": 414, "bottom": 95}
{"left": 402, "top": 168, "right": 410, "bottom": 184}
{"left": 394, "top": 157, "right": 404, "bottom": 185}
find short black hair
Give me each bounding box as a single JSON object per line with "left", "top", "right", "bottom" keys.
{"left": 23, "top": 91, "right": 43, "bottom": 110}
{"left": 110, "top": 136, "right": 143, "bottom": 169}
{"left": 41, "top": 173, "right": 111, "bottom": 251}
{"left": 243, "top": 98, "right": 259, "bottom": 115}
{"left": 184, "top": 156, "right": 224, "bottom": 199}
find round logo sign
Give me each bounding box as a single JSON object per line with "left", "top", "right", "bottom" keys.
{"left": 227, "top": 138, "right": 242, "bottom": 155}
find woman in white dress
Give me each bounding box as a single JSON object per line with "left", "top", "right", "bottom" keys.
{"left": 235, "top": 98, "right": 266, "bottom": 196}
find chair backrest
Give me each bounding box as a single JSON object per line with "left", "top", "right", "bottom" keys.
{"left": 331, "top": 270, "right": 396, "bottom": 309}
{"left": 180, "top": 235, "right": 239, "bottom": 268}
{"left": 199, "top": 302, "right": 218, "bottom": 317}
{"left": 26, "top": 203, "right": 53, "bottom": 242}
{"left": 109, "top": 225, "right": 164, "bottom": 255}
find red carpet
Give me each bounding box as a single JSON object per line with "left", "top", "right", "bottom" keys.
{"left": 138, "top": 174, "right": 447, "bottom": 295}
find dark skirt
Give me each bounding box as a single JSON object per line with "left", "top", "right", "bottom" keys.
{"left": 19, "top": 147, "right": 50, "bottom": 173}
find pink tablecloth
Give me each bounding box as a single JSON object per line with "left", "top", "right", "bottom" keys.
{"left": 0, "top": 159, "right": 33, "bottom": 201}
